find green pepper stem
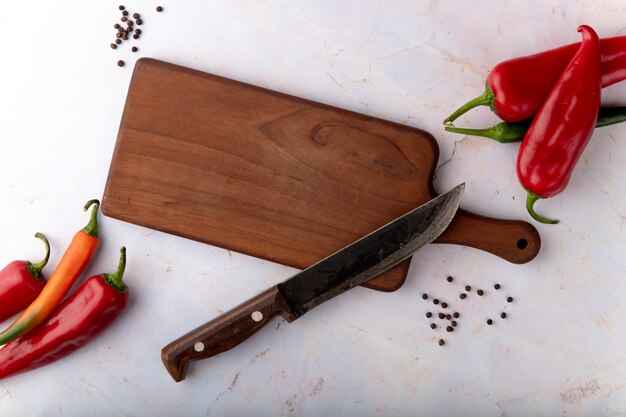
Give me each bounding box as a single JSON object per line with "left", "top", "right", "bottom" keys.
{"left": 443, "top": 84, "right": 495, "bottom": 125}
{"left": 526, "top": 191, "right": 559, "bottom": 224}
{"left": 81, "top": 199, "right": 100, "bottom": 237}
{"left": 596, "top": 106, "right": 626, "bottom": 127}
{"left": 445, "top": 122, "right": 529, "bottom": 143}
{"left": 25, "top": 233, "right": 50, "bottom": 280}
{"left": 105, "top": 247, "right": 128, "bottom": 293}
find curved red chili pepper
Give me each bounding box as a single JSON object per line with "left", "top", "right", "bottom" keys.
{"left": 516, "top": 25, "right": 601, "bottom": 224}
{"left": 444, "top": 34, "right": 626, "bottom": 124}
{"left": 0, "top": 234, "right": 50, "bottom": 323}
{"left": 0, "top": 247, "right": 129, "bottom": 380}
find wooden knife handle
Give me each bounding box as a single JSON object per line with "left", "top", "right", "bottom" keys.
{"left": 434, "top": 209, "right": 541, "bottom": 264}
{"left": 161, "top": 286, "right": 294, "bottom": 382}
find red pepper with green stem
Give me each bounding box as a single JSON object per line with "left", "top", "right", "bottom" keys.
{"left": 0, "top": 199, "right": 100, "bottom": 346}
{"left": 443, "top": 35, "right": 626, "bottom": 124}
{"left": 0, "top": 233, "right": 50, "bottom": 323}
{"left": 0, "top": 247, "right": 129, "bottom": 380}
{"left": 517, "top": 25, "right": 601, "bottom": 224}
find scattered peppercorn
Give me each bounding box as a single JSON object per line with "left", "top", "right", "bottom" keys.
{"left": 114, "top": 23, "right": 121, "bottom": 29}
{"left": 110, "top": 43, "right": 117, "bottom": 49}
{"left": 121, "top": 16, "right": 128, "bottom": 22}
{"left": 438, "top": 339, "right": 445, "bottom": 346}
{"left": 430, "top": 323, "right": 437, "bottom": 329}
{"left": 133, "top": 12, "right": 140, "bottom": 19}
{"left": 486, "top": 319, "right": 493, "bottom": 325}
{"left": 441, "top": 302, "right": 448, "bottom": 309}
{"left": 426, "top": 312, "right": 432, "bottom": 318}
{"left": 133, "top": 34, "right": 139, "bottom": 39}
{"left": 422, "top": 293, "right": 428, "bottom": 300}
{"left": 501, "top": 312, "right": 507, "bottom": 319}
{"left": 507, "top": 296, "right": 514, "bottom": 303}
{"left": 433, "top": 299, "right": 439, "bottom": 305}
{"left": 438, "top": 313, "right": 445, "bottom": 319}
{"left": 119, "top": 5, "right": 125, "bottom": 10}
{"left": 445, "top": 314, "right": 452, "bottom": 320}
{"left": 117, "top": 60, "right": 125, "bottom": 67}
{"left": 115, "top": 39, "right": 122, "bottom": 44}
{"left": 446, "top": 326, "right": 453, "bottom": 332}
{"left": 465, "top": 285, "right": 471, "bottom": 291}
{"left": 494, "top": 284, "right": 501, "bottom": 290}
{"left": 477, "top": 289, "right": 484, "bottom": 296}
{"left": 459, "top": 293, "right": 467, "bottom": 300}
{"left": 127, "top": 20, "right": 134, "bottom": 27}
{"left": 451, "top": 320, "right": 457, "bottom": 327}
{"left": 136, "top": 18, "right": 143, "bottom": 25}
{"left": 135, "top": 29, "right": 142, "bottom": 35}
{"left": 122, "top": 10, "right": 129, "bottom": 16}
{"left": 446, "top": 276, "right": 453, "bottom": 283}
{"left": 453, "top": 312, "right": 459, "bottom": 318}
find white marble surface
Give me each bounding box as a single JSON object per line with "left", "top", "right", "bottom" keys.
{"left": 1, "top": 1, "right": 626, "bottom": 416}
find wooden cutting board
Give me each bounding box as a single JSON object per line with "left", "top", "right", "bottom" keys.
{"left": 102, "top": 58, "right": 540, "bottom": 292}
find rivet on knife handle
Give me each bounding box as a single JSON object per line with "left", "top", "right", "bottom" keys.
{"left": 161, "top": 285, "right": 294, "bottom": 382}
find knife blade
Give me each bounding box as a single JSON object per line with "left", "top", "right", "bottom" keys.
{"left": 161, "top": 183, "right": 464, "bottom": 382}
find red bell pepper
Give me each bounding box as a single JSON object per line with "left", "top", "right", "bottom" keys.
{"left": 444, "top": 34, "right": 626, "bottom": 124}
{"left": 517, "top": 25, "right": 601, "bottom": 224}
{"left": 0, "top": 200, "right": 100, "bottom": 346}
{"left": 0, "top": 247, "right": 129, "bottom": 380}
{"left": 0, "top": 234, "right": 50, "bottom": 323}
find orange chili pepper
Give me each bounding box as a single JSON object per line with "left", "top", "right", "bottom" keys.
{"left": 0, "top": 199, "right": 100, "bottom": 346}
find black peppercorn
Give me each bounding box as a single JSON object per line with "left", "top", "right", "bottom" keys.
{"left": 426, "top": 312, "right": 432, "bottom": 318}
{"left": 451, "top": 320, "right": 457, "bottom": 327}
{"left": 135, "top": 29, "right": 142, "bottom": 35}
{"left": 117, "top": 60, "right": 125, "bottom": 67}
{"left": 507, "top": 296, "right": 514, "bottom": 303}
{"left": 446, "top": 326, "right": 453, "bottom": 332}
{"left": 501, "top": 312, "right": 507, "bottom": 319}
{"left": 459, "top": 293, "right": 467, "bottom": 300}
{"left": 441, "top": 302, "right": 448, "bottom": 309}
{"left": 438, "top": 313, "right": 445, "bottom": 319}
{"left": 133, "top": 12, "right": 140, "bottom": 19}
{"left": 114, "top": 23, "right": 121, "bottom": 29}
{"left": 430, "top": 323, "right": 437, "bottom": 329}
{"left": 494, "top": 284, "right": 501, "bottom": 290}
{"left": 110, "top": 43, "right": 117, "bottom": 49}
{"left": 133, "top": 34, "right": 139, "bottom": 39}
{"left": 477, "top": 289, "right": 484, "bottom": 296}
{"left": 136, "top": 18, "right": 143, "bottom": 25}
{"left": 119, "top": 5, "right": 125, "bottom": 10}
{"left": 122, "top": 10, "right": 129, "bottom": 16}
{"left": 433, "top": 299, "right": 439, "bottom": 305}
{"left": 121, "top": 16, "right": 128, "bottom": 22}
{"left": 446, "top": 276, "right": 453, "bottom": 283}
{"left": 156, "top": 6, "right": 163, "bottom": 12}
{"left": 422, "top": 293, "right": 428, "bottom": 300}
{"left": 131, "top": 46, "right": 138, "bottom": 52}
{"left": 438, "top": 339, "right": 445, "bottom": 346}
{"left": 115, "top": 39, "right": 122, "bottom": 44}
{"left": 445, "top": 314, "right": 452, "bottom": 320}
{"left": 486, "top": 319, "right": 493, "bottom": 325}
{"left": 465, "top": 285, "right": 471, "bottom": 291}
{"left": 453, "top": 312, "right": 459, "bottom": 318}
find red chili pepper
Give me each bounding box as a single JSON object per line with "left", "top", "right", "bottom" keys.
{"left": 0, "top": 200, "right": 100, "bottom": 346}
{"left": 0, "top": 247, "right": 129, "bottom": 380}
{"left": 517, "top": 25, "right": 601, "bottom": 224}
{"left": 0, "top": 234, "right": 50, "bottom": 323}
{"left": 444, "top": 34, "right": 626, "bottom": 124}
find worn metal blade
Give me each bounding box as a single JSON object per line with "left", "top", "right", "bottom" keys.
{"left": 277, "top": 183, "right": 464, "bottom": 318}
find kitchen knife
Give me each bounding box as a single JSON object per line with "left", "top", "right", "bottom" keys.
{"left": 161, "top": 184, "right": 464, "bottom": 382}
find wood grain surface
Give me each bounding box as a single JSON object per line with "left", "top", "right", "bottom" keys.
{"left": 102, "top": 58, "right": 540, "bottom": 292}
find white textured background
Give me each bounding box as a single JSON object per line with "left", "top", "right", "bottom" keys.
{"left": 1, "top": 1, "right": 626, "bottom": 416}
